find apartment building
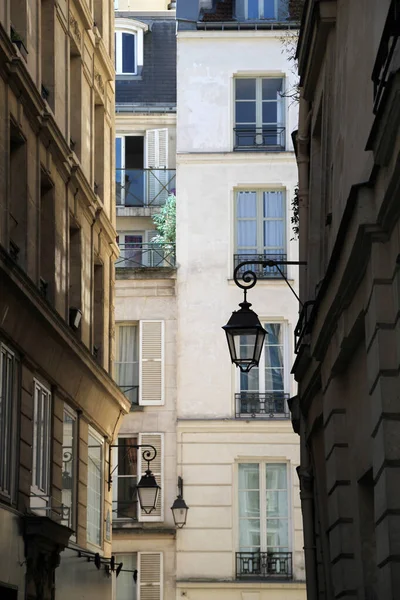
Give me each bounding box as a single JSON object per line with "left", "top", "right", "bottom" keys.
{"left": 0, "top": 1, "right": 130, "bottom": 599}
{"left": 112, "top": 2, "right": 177, "bottom": 600}
{"left": 175, "top": 1, "right": 306, "bottom": 600}
{"left": 291, "top": 1, "right": 400, "bottom": 598}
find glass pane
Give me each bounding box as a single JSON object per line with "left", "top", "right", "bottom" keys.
{"left": 237, "top": 192, "right": 257, "bottom": 217}
{"left": 262, "top": 102, "right": 278, "bottom": 124}
{"left": 264, "top": 192, "right": 283, "bottom": 218}
{"left": 235, "top": 124, "right": 257, "bottom": 148}
{"left": 116, "top": 554, "right": 137, "bottom": 600}
{"left": 116, "top": 138, "right": 122, "bottom": 170}
{"left": 266, "top": 463, "right": 287, "bottom": 489}
{"left": 267, "top": 518, "right": 289, "bottom": 549}
{"left": 239, "top": 463, "right": 259, "bottom": 489}
{"left": 236, "top": 78, "right": 256, "bottom": 99}
{"left": 263, "top": 0, "right": 276, "bottom": 18}
{"left": 264, "top": 221, "right": 284, "bottom": 249}
{"left": 265, "top": 323, "right": 282, "bottom": 345}
{"left": 122, "top": 33, "right": 135, "bottom": 73}
{"left": 247, "top": 0, "right": 260, "bottom": 19}
{"left": 265, "top": 367, "right": 284, "bottom": 391}
{"left": 236, "top": 101, "right": 256, "bottom": 124}
{"left": 265, "top": 343, "right": 283, "bottom": 369}
{"left": 266, "top": 490, "right": 288, "bottom": 517}
{"left": 240, "top": 519, "right": 260, "bottom": 549}
{"left": 239, "top": 490, "right": 260, "bottom": 517}
{"left": 238, "top": 221, "right": 257, "bottom": 248}
{"left": 262, "top": 78, "right": 283, "bottom": 100}
{"left": 240, "top": 366, "right": 259, "bottom": 392}
{"left": 117, "top": 476, "right": 137, "bottom": 519}
{"left": 118, "top": 437, "right": 138, "bottom": 476}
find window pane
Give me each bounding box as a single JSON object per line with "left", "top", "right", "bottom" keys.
{"left": 239, "top": 490, "right": 260, "bottom": 517}
{"left": 265, "top": 367, "right": 284, "bottom": 391}
{"left": 116, "top": 554, "right": 137, "bottom": 600}
{"left": 263, "top": 0, "right": 276, "bottom": 18}
{"left": 238, "top": 221, "right": 257, "bottom": 248}
{"left": 236, "top": 102, "right": 256, "bottom": 124}
{"left": 117, "top": 476, "right": 137, "bottom": 519}
{"left": 265, "top": 323, "right": 282, "bottom": 345}
{"left": 267, "top": 518, "right": 289, "bottom": 549}
{"left": 118, "top": 437, "right": 138, "bottom": 476}
{"left": 262, "top": 78, "right": 283, "bottom": 100}
{"left": 264, "top": 221, "right": 284, "bottom": 249}
{"left": 267, "top": 490, "right": 288, "bottom": 517}
{"left": 87, "top": 431, "right": 102, "bottom": 545}
{"left": 240, "top": 366, "right": 259, "bottom": 392}
{"left": 262, "top": 102, "right": 278, "bottom": 124}
{"left": 264, "top": 192, "right": 283, "bottom": 218}
{"left": 237, "top": 192, "right": 257, "bottom": 217}
{"left": 236, "top": 78, "right": 256, "bottom": 100}
{"left": 266, "top": 463, "right": 287, "bottom": 489}
{"left": 239, "top": 463, "right": 259, "bottom": 489}
{"left": 122, "top": 33, "right": 135, "bottom": 73}
{"left": 240, "top": 519, "right": 261, "bottom": 549}
{"left": 247, "top": 0, "right": 260, "bottom": 19}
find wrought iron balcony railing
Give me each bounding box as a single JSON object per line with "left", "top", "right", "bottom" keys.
{"left": 234, "top": 253, "right": 287, "bottom": 279}
{"left": 236, "top": 392, "right": 290, "bottom": 418}
{"left": 372, "top": 0, "right": 400, "bottom": 115}
{"left": 236, "top": 552, "right": 292, "bottom": 580}
{"left": 234, "top": 126, "right": 285, "bottom": 151}
{"left": 116, "top": 243, "right": 176, "bottom": 269}
{"left": 116, "top": 168, "right": 176, "bottom": 207}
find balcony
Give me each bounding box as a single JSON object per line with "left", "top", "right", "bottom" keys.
{"left": 116, "top": 243, "right": 176, "bottom": 269}
{"left": 234, "top": 126, "right": 285, "bottom": 151}
{"left": 234, "top": 253, "right": 287, "bottom": 279}
{"left": 236, "top": 551, "right": 292, "bottom": 580}
{"left": 116, "top": 168, "right": 176, "bottom": 207}
{"left": 235, "top": 392, "right": 289, "bottom": 418}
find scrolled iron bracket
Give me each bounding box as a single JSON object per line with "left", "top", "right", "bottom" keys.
{"left": 107, "top": 443, "right": 157, "bottom": 491}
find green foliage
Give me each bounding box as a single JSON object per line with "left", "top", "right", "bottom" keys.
{"left": 152, "top": 194, "right": 176, "bottom": 245}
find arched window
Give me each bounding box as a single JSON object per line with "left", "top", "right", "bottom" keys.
{"left": 115, "top": 19, "right": 148, "bottom": 76}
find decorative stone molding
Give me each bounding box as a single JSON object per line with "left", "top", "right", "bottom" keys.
{"left": 94, "top": 70, "right": 105, "bottom": 97}
{"left": 69, "top": 11, "right": 82, "bottom": 47}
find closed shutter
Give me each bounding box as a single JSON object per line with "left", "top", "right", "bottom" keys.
{"left": 138, "top": 433, "right": 163, "bottom": 521}
{"left": 145, "top": 129, "right": 169, "bottom": 206}
{"left": 139, "top": 321, "right": 164, "bottom": 406}
{"left": 138, "top": 552, "right": 162, "bottom": 600}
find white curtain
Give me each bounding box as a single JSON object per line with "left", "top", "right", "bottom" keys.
{"left": 116, "top": 326, "right": 138, "bottom": 402}
{"left": 239, "top": 464, "right": 261, "bottom": 551}
{"left": 266, "top": 464, "right": 288, "bottom": 551}
{"left": 263, "top": 192, "right": 284, "bottom": 254}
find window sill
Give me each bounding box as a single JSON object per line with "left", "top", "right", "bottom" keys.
{"left": 116, "top": 73, "right": 143, "bottom": 82}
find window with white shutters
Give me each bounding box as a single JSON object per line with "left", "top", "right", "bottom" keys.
{"left": 139, "top": 321, "right": 164, "bottom": 406}
{"left": 138, "top": 433, "right": 163, "bottom": 522}
{"left": 138, "top": 553, "right": 163, "bottom": 600}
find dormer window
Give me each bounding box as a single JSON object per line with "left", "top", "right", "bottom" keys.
{"left": 115, "top": 18, "right": 148, "bottom": 77}
{"left": 236, "top": 0, "right": 289, "bottom": 21}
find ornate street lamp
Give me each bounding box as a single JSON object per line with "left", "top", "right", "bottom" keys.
{"left": 224, "top": 259, "right": 306, "bottom": 372}
{"left": 171, "top": 476, "right": 189, "bottom": 528}
{"left": 108, "top": 444, "right": 160, "bottom": 514}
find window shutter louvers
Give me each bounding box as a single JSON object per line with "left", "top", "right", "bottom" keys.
{"left": 139, "top": 321, "right": 164, "bottom": 406}
{"left": 145, "top": 129, "right": 169, "bottom": 205}
{"left": 138, "top": 552, "right": 162, "bottom": 600}
{"left": 138, "top": 433, "right": 163, "bottom": 521}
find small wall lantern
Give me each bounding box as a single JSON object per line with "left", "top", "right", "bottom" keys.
{"left": 171, "top": 476, "right": 189, "bottom": 528}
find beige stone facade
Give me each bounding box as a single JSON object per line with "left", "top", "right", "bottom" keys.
{"left": 291, "top": 1, "right": 400, "bottom": 599}
{"left": 0, "top": 1, "right": 130, "bottom": 599}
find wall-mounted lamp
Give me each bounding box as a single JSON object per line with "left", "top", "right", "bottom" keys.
{"left": 69, "top": 307, "right": 82, "bottom": 330}
{"left": 171, "top": 476, "right": 189, "bottom": 528}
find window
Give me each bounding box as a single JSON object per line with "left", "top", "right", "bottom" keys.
{"left": 237, "top": 462, "right": 291, "bottom": 578}
{"left": 112, "top": 436, "right": 138, "bottom": 520}
{"left": 115, "top": 321, "right": 164, "bottom": 407}
{"left": 9, "top": 120, "right": 27, "bottom": 266}
{"left": 116, "top": 231, "right": 171, "bottom": 269}
{"left": 61, "top": 405, "right": 77, "bottom": 530}
{"left": 235, "top": 190, "right": 285, "bottom": 278}
{"left": 234, "top": 78, "right": 285, "bottom": 151}
{"left": 235, "top": 0, "right": 289, "bottom": 20}
{"left": 0, "top": 343, "right": 17, "bottom": 499}
{"left": 237, "top": 323, "right": 288, "bottom": 418}
{"left": 115, "top": 19, "right": 148, "bottom": 76}
{"left": 32, "top": 380, "right": 52, "bottom": 501}
{"left": 87, "top": 428, "right": 103, "bottom": 546}
{"left": 115, "top": 553, "right": 162, "bottom": 600}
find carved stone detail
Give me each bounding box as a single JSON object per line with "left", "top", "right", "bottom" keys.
{"left": 69, "top": 11, "right": 82, "bottom": 47}
{"left": 94, "top": 70, "right": 105, "bottom": 96}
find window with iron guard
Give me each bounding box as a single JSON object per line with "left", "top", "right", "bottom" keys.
{"left": 234, "top": 78, "right": 285, "bottom": 151}
{"left": 235, "top": 190, "right": 286, "bottom": 278}
{"left": 237, "top": 462, "right": 292, "bottom": 579}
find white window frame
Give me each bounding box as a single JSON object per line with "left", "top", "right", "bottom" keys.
{"left": 87, "top": 426, "right": 104, "bottom": 548}
{"left": 115, "top": 322, "right": 139, "bottom": 404}
{"left": 245, "top": 0, "right": 278, "bottom": 19}
{"left": 31, "top": 379, "right": 52, "bottom": 508}
{"left": 235, "top": 189, "right": 286, "bottom": 257}
{"left": 115, "top": 19, "right": 148, "bottom": 75}
{"left": 0, "top": 342, "right": 17, "bottom": 500}
{"left": 61, "top": 404, "right": 78, "bottom": 532}
{"left": 112, "top": 434, "right": 139, "bottom": 522}
{"left": 237, "top": 460, "right": 292, "bottom": 554}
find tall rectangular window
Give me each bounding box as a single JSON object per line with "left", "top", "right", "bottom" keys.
{"left": 115, "top": 324, "right": 139, "bottom": 406}
{"left": 9, "top": 121, "right": 27, "bottom": 266}
{"left": 87, "top": 428, "right": 103, "bottom": 546}
{"left": 115, "top": 32, "right": 136, "bottom": 74}
{"left": 234, "top": 78, "right": 285, "bottom": 151}
{"left": 112, "top": 437, "right": 138, "bottom": 520}
{"left": 235, "top": 190, "right": 285, "bottom": 278}
{"left": 61, "top": 406, "right": 77, "bottom": 529}
{"left": 32, "top": 380, "right": 52, "bottom": 498}
{"left": 238, "top": 463, "right": 291, "bottom": 578}
{"left": 0, "top": 343, "right": 17, "bottom": 498}
{"left": 237, "top": 323, "right": 287, "bottom": 418}
{"left": 116, "top": 554, "right": 138, "bottom": 600}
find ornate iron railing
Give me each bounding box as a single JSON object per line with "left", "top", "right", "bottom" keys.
{"left": 116, "top": 243, "right": 176, "bottom": 269}
{"left": 235, "top": 392, "right": 290, "bottom": 418}
{"left": 236, "top": 552, "right": 292, "bottom": 579}
{"left": 234, "top": 126, "right": 285, "bottom": 151}
{"left": 372, "top": 0, "right": 400, "bottom": 115}
{"left": 116, "top": 168, "right": 176, "bottom": 207}
{"left": 234, "top": 253, "right": 287, "bottom": 279}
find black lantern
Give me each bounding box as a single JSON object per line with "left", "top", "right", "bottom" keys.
{"left": 171, "top": 477, "right": 189, "bottom": 528}
{"left": 137, "top": 469, "right": 161, "bottom": 514}
{"left": 222, "top": 298, "right": 266, "bottom": 373}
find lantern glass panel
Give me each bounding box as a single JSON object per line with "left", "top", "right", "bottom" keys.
{"left": 137, "top": 482, "right": 160, "bottom": 514}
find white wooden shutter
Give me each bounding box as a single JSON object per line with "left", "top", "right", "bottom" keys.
{"left": 138, "top": 433, "right": 163, "bottom": 521}
{"left": 138, "top": 552, "right": 163, "bottom": 600}
{"left": 139, "top": 321, "right": 164, "bottom": 405}
{"left": 145, "top": 129, "right": 169, "bottom": 206}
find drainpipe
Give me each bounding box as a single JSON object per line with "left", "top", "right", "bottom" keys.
{"left": 296, "top": 94, "right": 311, "bottom": 301}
